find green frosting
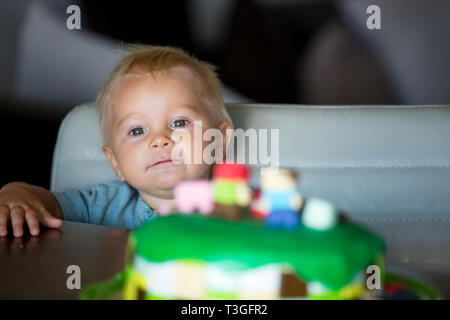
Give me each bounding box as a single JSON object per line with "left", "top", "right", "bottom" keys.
{"left": 131, "top": 214, "right": 385, "bottom": 290}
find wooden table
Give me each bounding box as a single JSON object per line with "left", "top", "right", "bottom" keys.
{"left": 0, "top": 221, "right": 129, "bottom": 299}
{"left": 1, "top": 220, "right": 449, "bottom": 300}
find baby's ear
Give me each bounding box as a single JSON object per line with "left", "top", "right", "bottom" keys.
{"left": 102, "top": 145, "right": 125, "bottom": 181}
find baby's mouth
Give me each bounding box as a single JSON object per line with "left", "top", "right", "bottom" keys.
{"left": 149, "top": 159, "right": 173, "bottom": 168}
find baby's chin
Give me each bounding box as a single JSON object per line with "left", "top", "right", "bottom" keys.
{"left": 135, "top": 178, "right": 180, "bottom": 199}
{"left": 137, "top": 163, "right": 211, "bottom": 194}
{"left": 146, "top": 167, "right": 185, "bottom": 189}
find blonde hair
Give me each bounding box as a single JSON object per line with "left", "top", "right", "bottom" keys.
{"left": 96, "top": 44, "right": 233, "bottom": 144}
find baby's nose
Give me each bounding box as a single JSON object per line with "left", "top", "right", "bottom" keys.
{"left": 151, "top": 135, "right": 172, "bottom": 149}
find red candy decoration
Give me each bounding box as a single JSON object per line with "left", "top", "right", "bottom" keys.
{"left": 213, "top": 163, "right": 250, "bottom": 180}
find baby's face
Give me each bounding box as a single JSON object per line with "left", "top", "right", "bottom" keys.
{"left": 103, "top": 71, "right": 223, "bottom": 199}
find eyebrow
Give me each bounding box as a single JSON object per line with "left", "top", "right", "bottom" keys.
{"left": 115, "top": 104, "right": 201, "bottom": 129}
{"left": 116, "top": 113, "right": 142, "bottom": 129}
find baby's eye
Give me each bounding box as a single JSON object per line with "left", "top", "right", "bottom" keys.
{"left": 170, "top": 119, "right": 190, "bottom": 128}
{"left": 128, "top": 127, "right": 147, "bottom": 136}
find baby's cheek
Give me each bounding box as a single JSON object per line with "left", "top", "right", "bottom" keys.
{"left": 170, "top": 137, "right": 193, "bottom": 164}
{"left": 185, "top": 162, "right": 212, "bottom": 181}
{"left": 171, "top": 126, "right": 223, "bottom": 166}
{"left": 191, "top": 136, "right": 218, "bottom": 165}
{"left": 170, "top": 132, "right": 204, "bottom": 165}
{"left": 120, "top": 153, "right": 144, "bottom": 178}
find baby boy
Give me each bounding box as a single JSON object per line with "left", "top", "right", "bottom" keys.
{"left": 0, "top": 45, "right": 233, "bottom": 237}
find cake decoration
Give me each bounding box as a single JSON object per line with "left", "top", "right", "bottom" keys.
{"left": 302, "top": 198, "right": 338, "bottom": 231}
{"left": 172, "top": 180, "right": 214, "bottom": 215}
{"left": 159, "top": 163, "right": 251, "bottom": 219}
{"left": 260, "top": 167, "right": 303, "bottom": 229}
{"left": 211, "top": 163, "right": 252, "bottom": 220}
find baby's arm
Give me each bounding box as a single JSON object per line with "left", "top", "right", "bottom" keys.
{"left": 0, "top": 182, "right": 63, "bottom": 237}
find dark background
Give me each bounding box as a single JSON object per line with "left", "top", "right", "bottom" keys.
{"left": 1, "top": 0, "right": 449, "bottom": 189}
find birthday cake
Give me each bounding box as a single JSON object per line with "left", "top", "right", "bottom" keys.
{"left": 81, "top": 163, "right": 442, "bottom": 300}
{"left": 121, "top": 164, "right": 386, "bottom": 300}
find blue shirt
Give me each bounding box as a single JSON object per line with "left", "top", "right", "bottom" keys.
{"left": 52, "top": 180, "right": 158, "bottom": 229}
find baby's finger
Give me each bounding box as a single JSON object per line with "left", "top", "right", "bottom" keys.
{"left": 10, "top": 206, "right": 25, "bottom": 237}
{"left": 38, "top": 207, "right": 63, "bottom": 229}
{"left": 24, "top": 208, "right": 40, "bottom": 236}
{"left": 0, "top": 205, "right": 10, "bottom": 236}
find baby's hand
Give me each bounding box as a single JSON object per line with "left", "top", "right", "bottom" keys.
{"left": 0, "top": 182, "right": 63, "bottom": 237}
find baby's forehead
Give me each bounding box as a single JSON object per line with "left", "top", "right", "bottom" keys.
{"left": 114, "top": 69, "right": 197, "bottom": 96}
{"left": 107, "top": 72, "right": 213, "bottom": 119}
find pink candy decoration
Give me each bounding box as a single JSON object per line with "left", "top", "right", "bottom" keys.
{"left": 174, "top": 180, "right": 214, "bottom": 214}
